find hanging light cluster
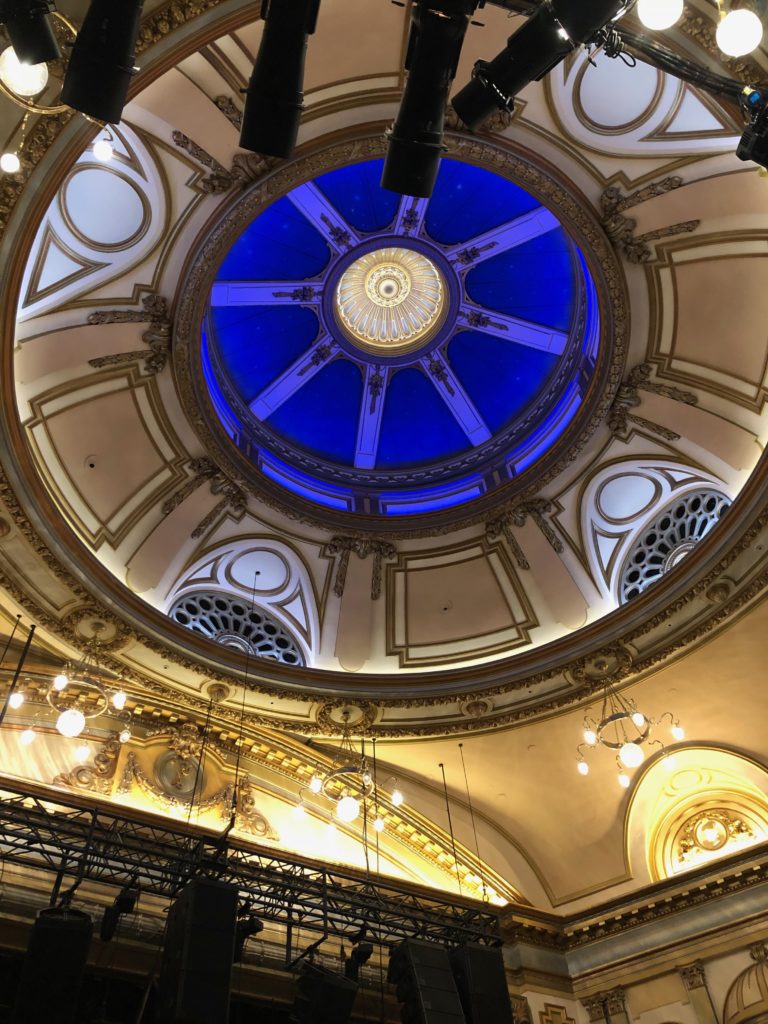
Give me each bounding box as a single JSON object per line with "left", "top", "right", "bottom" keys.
{"left": 5, "top": 638, "right": 133, "bottom": 748}
{"left": 636, "top": 0, "right": 765, "bottom": 57}
{"left": 576, "top": 681, "right": 684, "bottom": 787}
{"left": 295, "top": 715, "right": 404, "bottom": 831}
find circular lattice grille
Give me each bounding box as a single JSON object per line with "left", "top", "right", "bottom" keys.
{"left": 169, "top": 591, "right": 304, "bottom": 666}
{"left": 620, "top": 489, "right": 731, "bottom": 603}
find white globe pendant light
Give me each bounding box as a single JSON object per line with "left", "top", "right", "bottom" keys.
{"left": 56, "top": 708, "right": 86, "bottom": 738}
{"left": 336, "top": 795, "right": 360, "bottom": 822}
{"left": 717, "top": 7, "right": 764, "bottom": 56}
{"left": 637, "top": 0, "right": 684, "bottom": 30}
{"left": 619, "top": 741, "right": 645, "bottom": 768}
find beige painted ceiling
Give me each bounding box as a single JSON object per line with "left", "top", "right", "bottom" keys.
{"left": 1, "top": 0, "right": 768, "bottom": 914}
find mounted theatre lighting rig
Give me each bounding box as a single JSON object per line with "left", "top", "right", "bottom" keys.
{"left": 0, "top": 0, "right": 59, "bottom": 64}
{"left": 239, "top": 0, "right": 322, "bottom": 158}
{"left": 380, "top": 0, "right": 481, "bottom": 198}
{"left": 452, "top": 0, "right": 632, "bottom": 132}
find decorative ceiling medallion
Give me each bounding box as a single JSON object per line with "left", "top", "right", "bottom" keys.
{"left": 335, "top": 246, "right": 446, "bottom": 353}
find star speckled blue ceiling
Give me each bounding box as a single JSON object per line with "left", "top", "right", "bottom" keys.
{"left": 205, "top": 157, "right": 597, "bottom": 517}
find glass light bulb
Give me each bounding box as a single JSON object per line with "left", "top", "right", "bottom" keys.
{"left": 111, "top": 690, "right": 127, "bottom": 710}
{"left": 671, "top": 723, "right": 684, "bottom": 741}
{"left": 336, "top": 795, "right": 360, "bottom": 822}
{"left": 717, "top": 8, "right": 763, "bottom": 56}
{"left": 631, "top": 711, "right": 645, "bottom": 728}
{"left": 118, "top": 727, "right": 131, "bottom": 744}
{"left": 577, "top": 761, "right": 589, "bottom": 776}
{"left": 637, "top": 0, "right": 684, "bottom": 30}
{"left": 93, "top": 138, "right": 113, "bottom": 162}
{"left": 374, "top": 815, "right": 385, "bottom": 832}
{"left": 0, "top": 46, "right": 49, "bottom": 97}
{"left": 20, "top": 727, "right": 35, "bottom": 746}
{"left": 53, "top": 673, "right": 69, "bottom": 691}
{"left": 8, "top": 692, "right": 24, "bottom": 709}
{"left": 309, "top": 775, "right": 322, "bottom": 794}
{"left": 391, "top": 788, "right": 404, "bottom": 807}
{"left": 56, "top": 708, "right": 86, "bottom": 738}
{"left": 75, "top": 743, "right": 90, "bottom": 762}
{"left": 618, "top": 772, "right": 631, "bottom": 788}
{"left": 583, "top": 728, "right": 597, "bottom": 746}
{"left": 619, "top": 741, "right": 645, "bottom": 768}
{"left": 0, "top": 151, "right": 20, "bottom": 174}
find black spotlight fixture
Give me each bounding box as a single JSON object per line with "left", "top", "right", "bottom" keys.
{"left": 381, "top": 0, "right": 478, "bottom": 198}
{"left": 99, "top": 881, "right": 140, "bottom": 942}
{"left": 0, "top": 0, "right": 60, "bottom": 65}
{"left": 239, "top": 0, "right": 321, "bottom": 159}
{"left": 737, "top": 86, "right": 768, "bottom": 168}
{"left": 452, "top": 0, "right": 630, "bottom": 131}
{"left": 60, "top": 0, "right": 143, "bottom": 125}
{"left": 233, "top": 913, "right": 264, "bottom": 962}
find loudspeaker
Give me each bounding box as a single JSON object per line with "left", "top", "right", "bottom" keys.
{"left": 450, "top": 945, "right": 514, "bottom": 1024}
{"left": 291, "top": 961, "right": 359, "bottom": 1023}
{"left": 156, "top": 878, "right": 239, "bottom": 1024}
{"left": 388, "top": 939, "right": 466, "bottom": 1024}
{"left": 11, "top": 907, "right": 93, "bottom": 1024}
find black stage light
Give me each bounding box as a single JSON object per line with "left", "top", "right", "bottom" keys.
{"left": 60, "top": 0, "right": 143, "bottom": 125}
{"left": 100, "top": 882, "right": 139, "bottom": 942}
{"left": 381, "top": 0, "right": 478, "bottom": 198}
{"left": 239, "top": 0, "right": 321, "bottom": 159}
{"left": 737, "top": 87, "right": 768, "bottom": 168}
{"left": 233, "top": 913, "right": 264, "bottom": 962}
{"left": 0, "top": 0, "right": 60, "bottom": 65}
{"left": 452, "top": 0, "right": 629, "bottom": 131}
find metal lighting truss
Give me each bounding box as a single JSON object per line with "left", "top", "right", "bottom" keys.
{"left": 0, "top": 779, "right": 501, "bottom": 950}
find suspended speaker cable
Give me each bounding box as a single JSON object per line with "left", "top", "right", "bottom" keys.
{"left": 439, "top": 762, "right": 462, "bottom": 897}
{"left": 459, "top": 742, "right": 487, "bottom": 902}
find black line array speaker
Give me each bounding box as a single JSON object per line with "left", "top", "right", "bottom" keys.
{"left": 449, "top": 944, "right": 514, "bottom": 1024}
{"left": 11, "top": 906, "right": 93, "bottom": 1024}
{"left": 290, "top": 961, "right": 359, "bottom": 1023}
{"left": 388, "top": 938, "right": 466, "bottom": 1024}
{"left": 156, "top": 877, "right": 239, "bottom": 1024}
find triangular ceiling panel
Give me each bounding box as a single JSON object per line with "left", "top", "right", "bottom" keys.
{"left": 22, "top": 225, "right": 107, "bottom": 308}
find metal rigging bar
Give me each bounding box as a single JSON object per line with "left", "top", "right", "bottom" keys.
{"left": 0, "top": 779, "right": 501, "bottom": 947}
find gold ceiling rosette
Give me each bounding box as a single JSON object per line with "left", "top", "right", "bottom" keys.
{"left": 335, "top": 246, "right": 446, "bottom": 354}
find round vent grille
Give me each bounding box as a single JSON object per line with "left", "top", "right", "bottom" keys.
{"left": 620, "top": 489, "right": 731, "bottom": 603}
{"left": 169, "top": 591, "right": 304, "bottom": 666}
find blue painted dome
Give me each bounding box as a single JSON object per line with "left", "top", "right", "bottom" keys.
{"left": 204, "top": 157, "right": 599, "bottom": 517}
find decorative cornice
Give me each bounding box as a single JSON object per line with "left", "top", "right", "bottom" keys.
{"left": 679, "top": 961, "right": 707, "bottom": 991}
{"left": 601, "top": 177, "right": 699, "bottom": 265}
{"left": 87, "top": 293, "right": 171, "bottom": 376}
{"left": 609, "top": 362, "right": 698, "bottom": 443}
{"left": 327, "top": 536, "right": 397, "bottom": 600}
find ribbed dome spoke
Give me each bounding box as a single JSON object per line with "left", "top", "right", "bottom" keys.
{"left": 286, "top": 181, "right": 362, "bottom": 255}
{"left": 457, "top": 303, "right": 569, "bottom": 355}
{"left": 249, "top": 332, "right": 337, "bottom": 420}
{"left": 443, "top": 206, "right": 560, "bottom": 269}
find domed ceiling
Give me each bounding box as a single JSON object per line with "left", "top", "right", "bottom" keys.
{"left": 202, "top": 156, "right": 595, "bottom": 517}
{"left": 2, "top": 0, "right": 768, "bottom": 741}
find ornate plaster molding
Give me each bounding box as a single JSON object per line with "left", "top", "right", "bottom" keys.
{"left": 87, "top": 293, "right": 171, "bottom": 376}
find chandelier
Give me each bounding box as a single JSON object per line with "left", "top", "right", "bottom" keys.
{"left": 4, "top": 630, "right": 133, "bottom": 747}
{"left": 298, "top": 714, "right": 404, "bottom": 830}
{"left": 576, "top": 681, "right": 684, "bottom": 787}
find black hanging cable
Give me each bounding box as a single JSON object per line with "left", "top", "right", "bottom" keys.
{"left": 229, "top": 571, "right": 260, "bottom": 835}
{"left": 459, "top": 742, "right": 487, "bottom": 902}
{"left": 371, "top": 736, "right": 385, "bottom": 1024}
{"left": 439, "top": 762, "right": 462, "bottom": 897}
{"left": 361, "top": 732, "right": 372, "bottom": 880}
{"left": 0, "top": 614, "right": 21, "bottom": 667}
